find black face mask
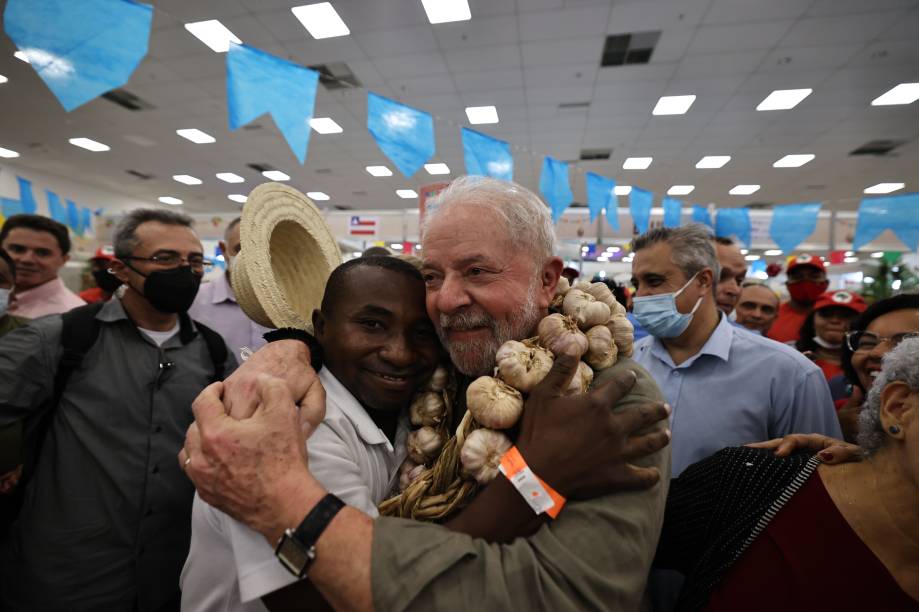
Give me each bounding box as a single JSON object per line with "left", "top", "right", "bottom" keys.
{"left": 126, "top": 264, "right": 202, "bottom": 313}
{"left": 92, "top": 268, "right": 122, "bottom": 294}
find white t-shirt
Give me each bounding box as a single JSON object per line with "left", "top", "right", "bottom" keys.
{"left": 180, "top": 368, "right": 409, "bottom": 611}
{"left": 138, "top": 322, "right": 180, "bottom": 347}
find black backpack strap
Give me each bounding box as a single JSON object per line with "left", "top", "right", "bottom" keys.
{"left": 54, "top": 302, "right": 106, "bottom": 400}
{"left": 193, "top": 321, "right": 228, "bottom": 382}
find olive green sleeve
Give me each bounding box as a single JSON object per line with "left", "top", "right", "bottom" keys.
{"left": 371, "top": 357, "right": 670, "bottom": 611}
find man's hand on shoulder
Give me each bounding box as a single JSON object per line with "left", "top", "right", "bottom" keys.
{"left": 516, "top": 353, "right": 671, "bottom": 501}
{"left": 223, "top": 339, "right": 313, "bottom": 418}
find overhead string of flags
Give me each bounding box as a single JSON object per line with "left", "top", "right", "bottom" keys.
{"left": 3, "top": 0, "right": 918, "bottom": 252}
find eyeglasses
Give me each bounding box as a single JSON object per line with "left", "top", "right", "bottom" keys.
{"left": 845, "top": 330, "right": 919, "bottom": 352}
{"left": 123, "top": 252, "right": 213, "bottom": 273}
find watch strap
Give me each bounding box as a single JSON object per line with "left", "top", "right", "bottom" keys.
{"left": 292, "top": 493, "right": 345, "bottom": 550}
{"left": 262, "top": 328, "right": 323, "bottom": 371}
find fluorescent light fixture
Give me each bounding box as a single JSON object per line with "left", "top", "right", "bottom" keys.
{"left": 291, "top": 3, "right": 350, "bottom": 39}
{"left": 396, "top": 189, "right": 418, "bottom": 199}
{"left": 13, "top": 51, "right": 28, "bottom": 63}
{"left": 581, "top": 246, "right": 588, "bottom": 252}
{"left": 351, "top": 251, "right": 362, "bottom": 257}
{"left": 871, "top": 83, "right": 919, "bottom": 106}
{"left": 597, "top": 256, "right": 609, "bottom": 262}
{"left": 696, "top": 155, "right": 731, "bottom": 169}
{"left": 744, "top": 254, "right": 761, "bottom": 261}
{"left": 390, "top": 243, "right": 404, "bottom": 250}
{"left": 309, "top": 117, "right": 343, "bottom": 134}
{"left": 172, "top": 174, "right": 202, "bottom": 185}
{"left": 614, "top": 185, "right": 632, "bottom": 196}
{"left": 773, "top": 154, "right": 814, "bottom": 168}
{"left": 871, "top": 251, "right": 884, "bottom": 258}
{"left": 764, "top": 249, "right": 783, "bottom": 256}
{"left": 729, "top": 184, "right": 760, "bottom": 195}
{"left": 652, "top": 94, "right": 696, "bottom": 116}
{"left": 864, "top": 182, "right": 904, "bottom": 194}
{"left": 845, "top": 251, "right": 855, "bottom": 257}
{"left": 184, "top": 20, "right": 241, "bottom": 53}
{"left": 228, "top": 194, "right": 247, "bottom": 203}
{"left": 667, "top": 185, "right": 695, "bottom": 196}
{"left": 421, "top": 0, "right": 471, "bottom": 24}
{"left": 623, "top": 157, "right": 653, "bottom": 170}
{"left": 465, "top": 105, "right": 499, "bottom": 124}
{"left": 424, "top": 163, "right": 450, "bottom": 175}
{"left": 0, "top": 147, "right": 20, "bottom": 158}
{"left": 366, "top": 165, "right": 393, "bottom": 177}
{"left": 176, "top": 128, "right": 216, "bottom": 144}
{"left": 307, "top": 191, "right": 330, "bottom": 200}
{"left": 68, "top": 137, "right": 110, "bottom": 152}
{"left": 756, "top": 88, "right": 812, "bottom": 111}
{"left": 216, "top": 172, "right": 245, "bottom": 183}
{"left": 158, "top": 196, "right": 183, "bottom": 205}
{"left": 740, "top": 249, "right": 749, "bottom": 255}
{"left": 262, "top": 170, "right": 290, "bottom": 181}
{"left": 844, "top": 256, "right": 859, "bottom": 263}
{"left": 0, "top": 74, "right": 7, "bottom": 84}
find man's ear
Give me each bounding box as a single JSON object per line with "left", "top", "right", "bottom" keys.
{"left": 698, "top": 267, "right": 715, "bottom": 291}
{"left": 312, "top": 309, "right": 326, "bottom": 341}
{"left": 538, "top": 256, "right": 564, "bottom": 308}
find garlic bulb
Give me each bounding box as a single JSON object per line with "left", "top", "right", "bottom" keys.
{"left": 407, "top": 426, "right": 444, "bottom": 464}
{"left": 460, "top": 428, "right": 513, "bottom": 484}
{"left": 495, "top": 340, "right": 554, "bottom": 393}
{"left": 564, "top": 360, "right": 594, "bottom": 395}
{"left": 579, "top": 281, "right": 627, "bottom": 318}
{"left": 563, "top": 289, "right": 611, "bottom": 330}
{"left": 606, "top": 315, "right": 634, "bottom": 357}
{"left": 585, "top": 325, "right": 618, "bottom": 370}
{"left": 538, "top": 313, "right": 589, "bottom": 358}
{"left": 398, "top": 460, "right": 425, "bottom": 491}
{"left": 427, "top": 365, "right": 449, "bottom": 392}
{"left": 466, "top": 376, "right": 524, "bottom": 429}
{"left": 556, "top": 276, "right": 571, "bottom": 296}
{"left": 409, "top": 391, "right": 446, "bottom": 427}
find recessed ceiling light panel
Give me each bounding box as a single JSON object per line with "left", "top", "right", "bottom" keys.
{"left": 465, "top": 105, "right": 499, "bottom": 124}
{"left": 184, "top": 20, "right": 241, "bottom": 53}
{"left": 216, "top": 172, "right": 245, "bottom": 183}
{"left": 309, "top": 117, "right": 343, "bottom": 134}
{"left": 667, "top": 185, "right": 694, "bottom": 195}
{"left": 756, "top": 88, "right": 812, "bottom": 111}
{"left": 623, "top": 157, "right": 653, "bottom": 170}
{"left": 729, "top": 184, "right": 760, "bottom": 195}
{"left": 366, "top": 165, "right": 393, "bottom": 177}
{"left": 696, "top": 155, "right": 731, "bottom": 169}
{"left": 424, "top": 163, "right": 450, "bottom": 175}
{"left": 291, "top": 3, "right": 351, "bottom": 39}
{"left": 262, "top": 170, "right": 290, "bottom": 181}
{"left": 176, "top": 128, "right": 216, "bottom": 144}
{"left": 652, "top": 94, "right": 696, "bottom": 116}
{"left": 172, "top": 174, "right": 202, "bottom": 185}
{"left": 871, "top": 83, "right": 919, "bottom": 106}
{"left": 69, "top": 137, "right": 110, "bottom": 152}
{"left": 864, "top": 182, "right": 904, "bottom": 194}
{"left": 773, "top": 154, "right": 815, "bottom": 168}
{"left": 421, "top": 0, "right": 471, "bottom": 24}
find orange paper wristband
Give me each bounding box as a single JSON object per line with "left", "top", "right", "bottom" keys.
{"left": 499, "top": 445, "right": 566, "bottom": 519}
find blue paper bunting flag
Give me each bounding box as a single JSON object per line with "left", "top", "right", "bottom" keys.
{"left": 462, "top": 128, "right": 513, "bottom": 181}
{"left": 1, "top": 198, "right": 23, "bottom": 219}
{"left": 4, "top": 0, "right": 152, "bottom": 112}
{"left": 226, "top": 44, "right": 319, "bottom": 164}
{"left": 662, "top": 197, "right": 683, "bottom": 228}
{"left": 629, "top": 187, "right": 653, "bottom": 234}
{"left": 853, "top": 193, "right": 919, "bottom": 251}
{"left": 66, "top": 199, "right": 80, "bottom": 234}
{"left": 367, "top": 92, "right": 435, "bottom": 178}
{"left": 81, "top": 207, "right": 93, "bottom": 235}
{"left": 539, "top": 157, "right": 573, "bottom": 223}
{"left": 17, "top": 177, "right": 37, "bottom": 214}
{"left": 769, "top": 202, "right": 821, "bottom": 253}
{"left": 715, "top": 207, "right": 752, "bottom": 248}
{"left": 586, "top": 172, "right": 615, "bottom": 224}
{"left": 46, "top": 190, "right": 67, "bottom": 224}
{"left": 691, "top": 204, "right": 712, "bottom": 228}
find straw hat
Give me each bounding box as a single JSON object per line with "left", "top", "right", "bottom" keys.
{"left": 231, "top": 182, "right": 341, "bottom": 333}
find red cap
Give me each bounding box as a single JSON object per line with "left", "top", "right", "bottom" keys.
{"left": 813, "top": 290, "right": 867, "bottom": 314}
{"left": 92, "top": 245, "right": 115, "bottom": 261}
{"left": 787, "top": 253, "right": 826, "bottom": 274}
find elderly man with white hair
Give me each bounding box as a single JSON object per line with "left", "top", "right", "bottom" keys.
{"left": 180, "top": 177, "right": 672, "bottom": 611}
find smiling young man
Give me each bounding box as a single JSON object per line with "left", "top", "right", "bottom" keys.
{"left": 0, "top": 214, "right": 85, "bottom": 318}
{"left": 180, "top": 256, "right": 442, "bottom": 611}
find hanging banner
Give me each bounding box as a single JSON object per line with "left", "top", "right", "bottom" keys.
{"left": 4, "top": 0, "right": 152, "bottom": 112}
{"left": 227, "top": 44, "right": 319, "bottom": 164}
{"left": 585, "top": 172, "right": 615, "bottom": 224}
{"left": 691, "top": 204, "right": 712, "bottom": 228}
{"left": 46, "top": 190, "right": 67, "bottom": 224}
{"left": 715, "top": 207, "right": 752, "bottom": 248}
{"left": 769, "top": 202, "right": 821, "bottom": 253}
{"left": 1, "top": 198, "right": 21, "bottom": 220}
{"left": 629, "top": 187, "right": 653, "bottom": 234}
{"left": 16, "top": 177, "right": 37, "bottom": 214}
{"left": 539, "top": 157, "right": 572, "bottom": 223}
{"left": 367, "top": 92, "right": 435, "bottom": 178}
{"left": 462, "top": 128, "right": 513, "bottom": 181}
{"left": 81, "top": 206, "right": 93, "bottom": 235}
{"left": 662, "top": 197, "right": 683, "bottom": 228}
{"left": 66, "top": 199, "right": 81, "bottom": 234}
{"left": 853, "top": 193, "right": 919, "bottom": 251}
{"left": 349, "top": 215, "right": 380, "bottom": 237}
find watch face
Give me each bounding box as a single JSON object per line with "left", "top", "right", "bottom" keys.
{"left": 277, "top": 534, "right": 314, "bottom": 577}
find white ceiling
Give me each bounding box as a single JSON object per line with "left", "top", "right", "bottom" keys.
{"left": 0, "top": 0, "right": 917, "bottom": 213}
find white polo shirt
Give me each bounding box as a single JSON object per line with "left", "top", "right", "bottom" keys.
{"left": 180, "top": 368, "right": 409, "bottom": 611}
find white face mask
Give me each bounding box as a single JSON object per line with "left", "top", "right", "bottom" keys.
{"left": 813, "top": 335, "right": 842, "bottom": 350}
{"left": 0, "top": 288, "right": 10, "bottom": 317}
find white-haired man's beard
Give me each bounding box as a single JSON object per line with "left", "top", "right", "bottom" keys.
{"left": 436, "top": 280, "right": 543, "bottom": 377}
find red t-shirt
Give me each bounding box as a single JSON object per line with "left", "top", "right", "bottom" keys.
{"left": 766, "top": 301, "right": 810, "bottom": 343}
{"left": 706, "top": 471, "right": 917, "bottom": 611}
{"left": 814, "top": 358, "right": 844, "bottom": 382}
{"left": 78, "top": 286, "right": 109, "bottom": 304}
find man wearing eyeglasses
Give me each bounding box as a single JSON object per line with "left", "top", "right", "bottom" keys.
{"left": 0, "top": 209, "right": 236, "bottom": 612}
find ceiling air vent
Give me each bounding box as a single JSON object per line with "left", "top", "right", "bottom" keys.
{"left": 102, "top": 88, "right": 154, "bottom": 111}
{"left": 334, "top": 204, "right": 353, "bottom": 210}
{"left": 242, "top": 123, "right": 263, "bottom": 131}
{"left": 849, "top": 140, "right": 905, "bottom": 156}
{"left": 126, "top": 169, "right": 154, "bottom": 180}
{"left": 315, "top": 168, "right": 333, "bottom": 174}
{"left": 746, "top": 202, "right": 773, "bottom": 210}
{"left": 307, "top": 62, "right": 362, "bottom": 90}
{"left": 352, "top": 190, "right": 367, "bottom": 196}
{"left": 580, "top": 148, "right": 612, "bottom": 161}
{"left": 559, "top": 101, "right": 590, "bottom": 110}
{"left": 247, "top": 163, "right": 273, "bottom": 173}
{"left": 601, "top": 31, "right": 661, "bottom": 67}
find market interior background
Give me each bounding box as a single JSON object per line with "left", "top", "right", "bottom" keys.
{"left": 1, "top": 0, "right": 918, "bottom": 298}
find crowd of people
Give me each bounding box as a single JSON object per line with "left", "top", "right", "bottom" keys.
{"left": 0, "top": 176, "right": 916, "bottom": 611}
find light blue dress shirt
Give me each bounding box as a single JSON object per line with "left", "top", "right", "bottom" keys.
{"left": 633, "top": 313, "right": 842, "bottom": 476}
